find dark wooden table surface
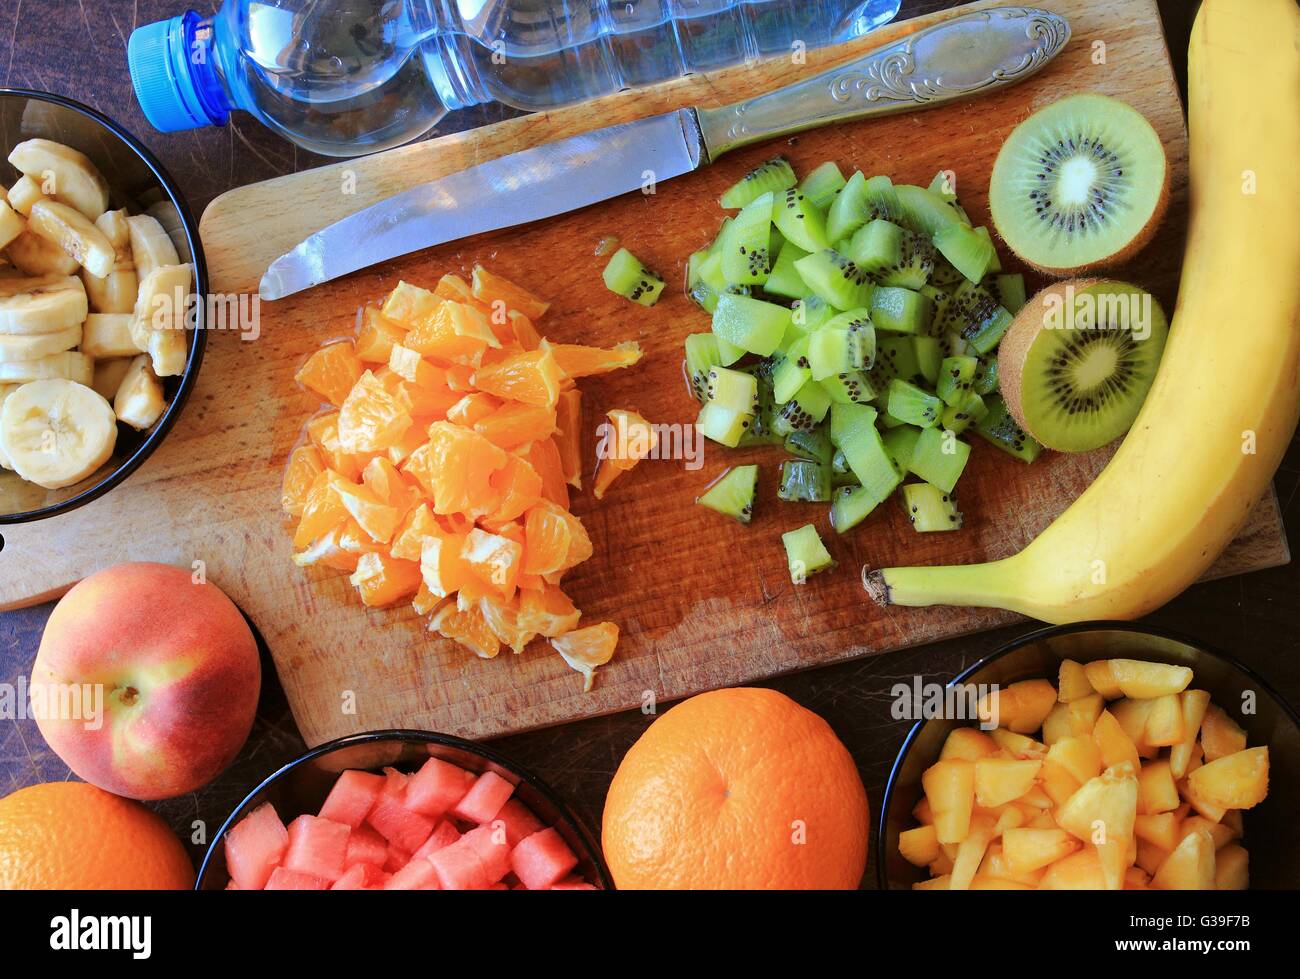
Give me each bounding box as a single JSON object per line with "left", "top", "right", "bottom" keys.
{"left": 1, "top": 0, "right": 1295, "bottom": 887}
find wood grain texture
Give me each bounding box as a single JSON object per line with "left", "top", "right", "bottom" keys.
{"left": 0, "top": 0, "right": 1287, "bottom": 750}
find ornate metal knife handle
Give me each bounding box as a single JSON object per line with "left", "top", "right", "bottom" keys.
{"left": 695, "top": 6, "right": 1070, "bottom": 162}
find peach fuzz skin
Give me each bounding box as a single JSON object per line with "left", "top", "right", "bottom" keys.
{"left": 33, "top": 562, "right": 260, "bottom": 800}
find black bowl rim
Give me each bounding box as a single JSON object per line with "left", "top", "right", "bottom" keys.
{"left": 0, "top": 87, "right": 208, "bottom": 526}
{"left": 195, "top": 728, "right": 614, "bottom": 890}
{"left": 875, "top": 619, "right": 1300, "bottom": 890}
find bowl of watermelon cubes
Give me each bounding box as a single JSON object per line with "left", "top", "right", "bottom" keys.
{"left": 198, "top": 730, "right": 609, "bottom": 891}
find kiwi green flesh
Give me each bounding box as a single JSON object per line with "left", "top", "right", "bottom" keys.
{"left": 1001, "top": 279, "right": 1168, "bottom": 452}
{"left": 989, "top": 93, "right": 1168, "bottom": 271}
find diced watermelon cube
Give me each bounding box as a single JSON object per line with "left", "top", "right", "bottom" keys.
{"left": 265, "top": 867, "right": 329, "bottom": 890}
{"left": 494, "top": 799, "right": 545, "bottom": 847}
{"left": 550, "top": 877, "right": 597, "bottom": 890}
{"left": 224, "top": 802, "right": 289, "bottom": 891}
{"left": 460, "top": 824, "right": 512, "bottom": 883}
{"left": 510, "top": 828, "right": 578, "bottom": 891}
{"left": 345, "top": 824, "right": 388, "bottom": 867}
{"left": 366, "top": 770, "right": 436, "bottom": 852}
{"left": 331, "top": 862, "right": 387, "bottom": 890}
{"left": 411, "top": 820, "right": 462, "bottom": 861}
{"left": 405, "top": 758, "right": 475, "bottom": 817}
{"left": 383, "top": 846, "right": 412, "bottom": 873}
{"left": 384, "top": 857, "right": 441, "bottom": 890}
{"left": 428, "top": 839, "right": 490, "bottom": 890}
{"left": 450, "top": 770, "right": 515, "bottom": 824}
{"left": 283, "top": 814, "right": 351, "bottom": 882}
{"left": 318, "top": 769, "right": 384, "bottom": 827}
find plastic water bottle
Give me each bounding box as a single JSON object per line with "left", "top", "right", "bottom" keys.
{"left": 128, "top": 0, "right": 902, "bottom": 157}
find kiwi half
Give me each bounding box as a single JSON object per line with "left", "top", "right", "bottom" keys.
{"left": 988, "top": 93, "right": 1169, "bottom": 274}
{"left": 998, "top": 279, "right": 1168, "bottom": 452}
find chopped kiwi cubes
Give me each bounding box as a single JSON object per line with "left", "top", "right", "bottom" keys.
{"left": 837, "top": 415, "right": 902, "bottom": 503}
{"left": 849, "top": 220, "right": 935, "bottom": 290}
{"left": 720, "top": 157, "right": 797, "bottom": 210}
{"left": 826, "top": 170, "right": 870, "bottom": 243}
{"left": 934, "top": 223, "right": 997, "bottom": 283}
{"left": 908, "top": 425, "right": 971, "bottom": 494}
{"left": 779, "top": 459, "right": 832, "bottom": 502}
{"left": 763, "top": 243, "right": 812, "bottom": 300}
{"left": 882, "top": 424, "right": 923, "bottom": 470}
{"left": 862, "top": 175, "right": 902, "bottom": 223}
{"left": 994, "top": 273, "right": 1026, "bottom": 314}
{"left": 685, "top": 333, "right": 723, "bottom": 402}
{"left": 720, "top": 192, "right": 777, "bottom": 285}
{"left": 818, "top": 370, "right": 877, "bottom": 405}
{"left": 887, "top": 378, "right": 943, "bottom": 428}
{"left": 829, "top": 402, "right": 877, "bottom": 448}
{"left": 972, "top": 356, "right": 999, "bottom": 396}
{"left": 771, "top": 379, "right": 831, "bottom": 436}
{"left": 697, "top": 401, "right": 753, "bottom": 448}
{"left": 772, "top": 188, "right": 830, "bottom": 253}
{"left": 808, "top": 326, "right": 862, "bottom": 380}
{"left": 894, "top": 183, "right": 968, "bottom": 237}
{"left": 869, "top": 335, "right": 924, "bottom": 390}
{"left": 941, "top": 391, "right": 988, "bottom": 434}
{"left": 799, "top": 161, "right": 847, "bottom": 209}
{"left": 937, "top": 355, "right": 979, "bottom": 406}
{"left": 901, "top": 482, "right": 963, "bottom": 532}
{"left": 782, "top": 524, "right": 835, "bottom": 582}
{"left": 772, "top": 336, "right": 812, "bottom": 403}
{"left": 869, "top": 286, "right": 932, "bottom": 335}
{"left": 697, "top": 464, "right": 759, "bottom": 523}
{"left": 912, "top": 336, "right": 942, "bottom": 387}
{"left": 974, "top": 394, "right": 1043, "bottom": 462}
{"left": 793, "top": 249, "right": 875, "bottom": 310}
{"left": 785, "top": 427, "right": 833, "bottom": 465}
{"left": 603, "top": 247, "right": 666, "bottom": 306}
{"left": 737, "top": 361, "right": 781, "bottom": 446}
{"left": 712, "top": 293, "right": 791, "bottom": 357}
{"left": 705, "top": 366, "right": 759, "bottom": 414}
{"left": 946, "top": 281, "right": 1013, "bottom": 355}
{"left": 830, "top": 484, "right": 885, "bottom": 533}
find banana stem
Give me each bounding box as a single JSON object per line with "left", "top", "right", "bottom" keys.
{"left": 862, "top": 558, "right": 1027, "bottom": 612}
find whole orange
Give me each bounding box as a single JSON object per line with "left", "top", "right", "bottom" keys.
{"left": 602, "top": 688, "right": 869, "bottom": 889}
{"left": 0, "top": 782, "right": 193, "bottom": 889}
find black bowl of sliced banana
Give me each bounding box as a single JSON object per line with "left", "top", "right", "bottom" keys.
{"left": 0, "top": 89, "right": 205, "bottom": 524}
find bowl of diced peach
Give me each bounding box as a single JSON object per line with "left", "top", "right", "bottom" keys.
{"left": 878, "top": 623, "right": 1300, "bottom": 890}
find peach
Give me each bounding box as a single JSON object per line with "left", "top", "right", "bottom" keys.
{"left": 33, "top": 562, "right": 260, "bottom": 800}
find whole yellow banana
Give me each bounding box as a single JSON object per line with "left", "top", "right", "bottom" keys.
{"left": 866, "top": 0, "right": 1300, "bottom": 624}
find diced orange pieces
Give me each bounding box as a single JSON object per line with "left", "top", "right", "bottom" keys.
{"left": 517, "top": 583, "right": 582, "bottom": 638}
{"left": 551, "top": 622, "right": 620, "bottom": 692}
{"left": 282, "top": 444, "right": 325, "bottom": 517}
{"left": 542, "top": 339, "right": 642, "bottom": 379}
{"left": 461, "top": 528, "right": 524, "bottom": 598}
{"left": 472, "top": 348, "right": 565, "bottom": 410}
{"left": 405, "top": 301, "right": 499, "bottom": 366}
{"left": 522, "top": 438, "right": 569, "bottom": 510}
{"left": 483, "top": 455, "right": 543, "bottom": 528}
{"left": 430, "top": 602, "right": 500, "bottom": 659}
{"left": 350, "top": 551, "right": 422, "bottom": 607}
{"left": 474, "top": 402, "right": 556, "bottom": 451}
{"left": 295, "top": 340, "right": 363, "bottom": 407}
{"left": 286, "top": 268, "right": 636, "bottom": 681}
{"left": 554, "top": 389, "right": 582, "bottom": 490}
{"left": 338, "top": 370, "right": 414, "bottom": 454}
{"left": 471, "top": 264, "right": 551, "bottom": 321}
{"left": 382, "top": 280, "right": 442, "bottom": 325}
{"left": 356, "top": 307, "right": 408, "bottom": 363}
{"left": 594, "top": 408, "right": 657, "bottom": 500}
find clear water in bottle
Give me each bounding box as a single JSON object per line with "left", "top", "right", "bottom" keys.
{"left": 129, "top": 1, "right": 902, "bottom": 157}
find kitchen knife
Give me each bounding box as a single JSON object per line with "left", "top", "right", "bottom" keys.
{"left": 260, "top": 6, "right": 1069, "bottom": 301}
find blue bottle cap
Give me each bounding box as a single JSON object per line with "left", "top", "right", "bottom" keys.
{"left": 128, "top": 15, "right": 224, "bottom": 133}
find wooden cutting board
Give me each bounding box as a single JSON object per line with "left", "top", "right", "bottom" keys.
{"left": 0, "top": 0, "right": 1288, "bottom": 747}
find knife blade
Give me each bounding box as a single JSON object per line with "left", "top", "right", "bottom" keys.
{"left": 261, "top": 6, "right": 1070, "bottom": 300}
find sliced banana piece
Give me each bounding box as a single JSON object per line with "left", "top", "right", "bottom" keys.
{"left": 82, "top": 262, "right": 138, "bottom": 314}
{"left": 8, "top": 139, "right": 109, "bottom": 221}
{"left": 113, "top": 354, "right": 166, "bottom": 430}
{"left": 28, "top": 199, "right": 115, "bottom": 278}
{"left": 91, "top": 357, "right": 133, "bottom": 401}
{"left": 0, "top": 275, "right": 88, "bottom": 335}
{"left": 95, "top": 208, "right": 131, "bottom": 251}
{"left": 6, "top": 229, "right": 80, "bottom": 276}
{"left": 0, "top": 200, "right": 25, "bottom": 250}
{"left": 0, "top": 383, "right": 16, "bottom": 469}
{"left": 126, "top": 215, "right": 180, "bottom": 283}
{"left": 131, "top": 263, "right": 192, "bottom": 376}
{"left": 7, "top": 175, "right": 43, "bottom": 216}
{"left": 81, "top": 313, "right": 138, "bottom": 359}
{"left": 0, "top": 378, "right": 117, "bottom": 489}
{"left": 0, "top": 323, "right": 81, "bottom": 362}
{"left": 0, "top": 351, "right": 93, "bottom": 385}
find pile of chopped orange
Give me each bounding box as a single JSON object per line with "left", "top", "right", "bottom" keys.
{"left": 282, "top": 266, "right": 648, "bottom": 690}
